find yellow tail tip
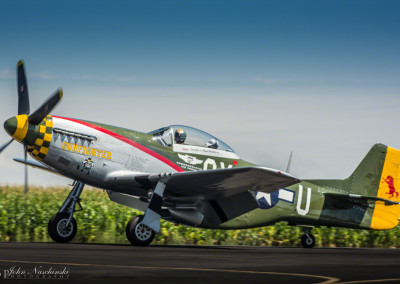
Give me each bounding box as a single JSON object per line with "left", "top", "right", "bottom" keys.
{"left": 17, "top": 60, "right": 24, "bottom": 67}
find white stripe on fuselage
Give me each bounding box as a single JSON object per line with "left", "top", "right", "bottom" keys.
{"left": 173, "top": 144, "right": 240, "bottom": 159}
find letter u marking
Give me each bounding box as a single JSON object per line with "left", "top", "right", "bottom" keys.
{"left": 296, "top": 185, "right": 311, "bottom": 216}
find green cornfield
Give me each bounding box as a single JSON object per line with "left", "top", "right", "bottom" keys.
{"left": 0, "top": 185, "right": 399, "bottom": 247}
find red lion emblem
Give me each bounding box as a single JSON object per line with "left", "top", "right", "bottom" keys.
{"left": 381, "top": 176, "right": 399, "bottom": 198}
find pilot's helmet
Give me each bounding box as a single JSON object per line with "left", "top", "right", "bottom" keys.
{"left": 206, "top": 138, "right": 219, "bottom": 149}
{"left": 174, "top": 129, "right": 187, "bottom": 144}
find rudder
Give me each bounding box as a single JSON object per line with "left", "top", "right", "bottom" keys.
{"left": 370, "top": 145, "right": 400, "bottom": 229}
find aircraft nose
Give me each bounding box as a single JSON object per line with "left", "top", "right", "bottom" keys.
{"left": 3, "top": 114, "right": 29, "bottom": 142}
{"left": 4, "top": 116, "right": 17, "bottom": 136}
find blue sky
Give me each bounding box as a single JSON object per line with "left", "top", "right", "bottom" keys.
{"left": 2, "top": 1, "right": 399, "bottom": 87}
{"left": 0, "top": 1, "right": 400, "bottom": 185}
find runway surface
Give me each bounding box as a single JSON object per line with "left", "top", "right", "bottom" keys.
{"left": 0, "top": 243, "right": 399, "bottom": 283}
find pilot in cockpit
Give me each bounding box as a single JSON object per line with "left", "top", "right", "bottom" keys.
{"left": 174, "top": 129, "right": 187, "bottom": 144}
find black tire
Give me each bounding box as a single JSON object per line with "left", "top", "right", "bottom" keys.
{"left": 301, "top": 233, "right": 315, "bottom": 248}
{"left": 47, "top": 214, "right": 58, "bottom": 241}
{"left": 48, "top": 213, "right": 77, "bottom": 243}
{"left": 126, "top": 215, "right": 155, "bottom": 246}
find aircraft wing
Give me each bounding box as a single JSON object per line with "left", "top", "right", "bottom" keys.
{"left": 13, "top": 158, "right": 61, "bottom": 176}
{"left": 136, "top": 166, "right": 300, "bottom": 200}
{"left": 107, "top": 167, "right": 300, "bottom": 231}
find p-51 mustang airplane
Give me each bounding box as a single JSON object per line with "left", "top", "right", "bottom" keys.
{"left": 1, "top": 61, "right": 400, "bottom": 248}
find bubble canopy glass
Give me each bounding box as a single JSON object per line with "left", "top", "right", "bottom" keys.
{"left": 149, "top": 125, "right": 235, "bottom": 153}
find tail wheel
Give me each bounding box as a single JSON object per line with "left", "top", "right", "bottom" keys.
{"left": 48, "top": 213, "right": 77, "bottom": 243}
{"left": 301, "top": 233, "right": 315, "bottom": 248}
{"left": 126, "top": 215, "right": 155, "bottom": 246}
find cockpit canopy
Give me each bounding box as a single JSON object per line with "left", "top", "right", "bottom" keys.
{"left": 150, "top": 125, "right": 236, "bottom": 153}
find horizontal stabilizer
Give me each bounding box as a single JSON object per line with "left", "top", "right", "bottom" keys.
{"left": 324, "top": 193, "right": 400, "bottom": 206}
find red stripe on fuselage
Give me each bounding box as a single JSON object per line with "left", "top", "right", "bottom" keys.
{"left": 52, "top": 116, "right": 184, "bottom": 172}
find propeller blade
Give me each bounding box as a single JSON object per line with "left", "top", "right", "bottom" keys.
{"left": 0, "top": 139, "right": 14, "bottom": 154}
{"left": 17, "top": 60, "right": 30, "bottom": 115}
{"left": 24, "top": 143, "right": 28, "bottom": 194}
{"left": 28, "top": 89, "right": 63, "bottom": 125}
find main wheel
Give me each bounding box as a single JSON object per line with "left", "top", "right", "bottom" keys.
{"left": 126, "top": 215, "right": 155, "bottom": 246}
{"left": 301, "top": 233, "right": 315, "bottom": 248}
{"left": 48, "top": 213, "right": 77, "bottom": 243}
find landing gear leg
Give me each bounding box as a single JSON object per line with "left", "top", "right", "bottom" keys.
{"left": 300, "top": 227, "right": 315, "bottom": 248}
{"left": 48, "top": 181, "right": 84, "bottom": 243}
{"left": 126, "top": 175, "right": 171, "bottom": 246}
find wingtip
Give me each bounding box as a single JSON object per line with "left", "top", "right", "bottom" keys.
{"left": 59, "top": 88, "right": 63, "bottom": 99}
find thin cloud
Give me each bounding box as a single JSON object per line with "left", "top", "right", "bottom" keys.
{"left": 1, "top": 69, "right": 174, "bottom": 85}
{"left": 67, "top": 74, "right": 175, "bottom": 84}
{"left": 0, "top": 69, "right": 13, "bottom": 79}
{"left": 30, "top": 71, "right": 58, "bottom": 80}
{"left": 68, "top": 74, "right": 137, "bottom": 83}
{"left": 249, "top": 77, "right": 279, "bottom": 85}
{"left": 0, "top": 69, "right": 58, "bottom": 80}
